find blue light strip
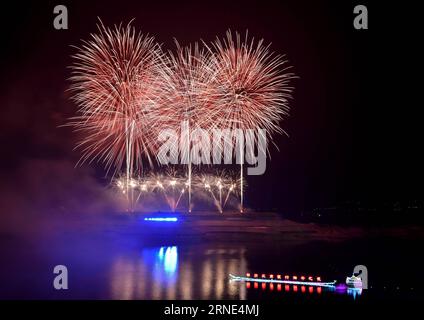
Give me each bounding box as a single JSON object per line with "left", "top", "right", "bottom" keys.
{"left": 144, "top": 217, "right": 178, "bottom": 222}
{"left": 229, "top": 274, "right": 337, "bottom": 288}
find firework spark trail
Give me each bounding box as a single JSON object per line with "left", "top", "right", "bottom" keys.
{"left": 154, "top": 41, "right": 218, "bottom": 134}
{"left": 146, "top": 170, "right": 187, "bottom": 211}
{"left": 153, "top": 41, "right": 219, "bottom": 212}
{"left": 68, "top": 20, "right": 165, "bottom": 209}
{"left": 223, "top": 183, "right": 236, "bottom": 208}
{"left": 207, "top": 30, "right": 295, "bottom": 134}
{"left": 205, "top": 30, "right": 296, "bottom": 212}
{"left": 113, "top": 170, "right": 241, "bottom": 212}
{"left": 68, "top": 23, "right": 294, "bottom": 213}
{"left": 192, "top": 171, "right": 242, "bottom": 212}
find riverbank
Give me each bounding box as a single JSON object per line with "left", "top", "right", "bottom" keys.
{"left": 7, "top": 211, "right": 419, "bottom": 247}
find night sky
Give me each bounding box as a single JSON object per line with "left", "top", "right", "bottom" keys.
{"left": 0, "top": 0, "right": 421, "bottom": 216}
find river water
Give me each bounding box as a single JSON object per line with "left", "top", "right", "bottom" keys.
{"left": 0, "top": 217, "right": 422, "bottom": 301}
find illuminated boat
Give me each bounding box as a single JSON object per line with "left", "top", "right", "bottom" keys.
{"left": 229, "top": 273, "right": 337, "bottom": 288}
{"left": 345, "top": 274, "right": 362, "bottom": 288}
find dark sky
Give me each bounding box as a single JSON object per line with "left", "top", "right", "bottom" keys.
{"left": 0, "top": 0, "right": 422, "bottom": 213}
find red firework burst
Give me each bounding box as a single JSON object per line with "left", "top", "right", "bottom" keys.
{"left": 152, "top": 41, "right": 218, "bottom": 137}
{"left": 68, "top": 20, "right": 164, "bottom": 176}
{"left": 207, "top": 30, "right": 295, "bottom": 136}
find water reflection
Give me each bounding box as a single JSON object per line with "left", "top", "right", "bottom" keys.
{"left": 109, "top": 245, "right": 360, "bottom": 300}
{"left": 241, "top": 280, "right": 362, "bottom": 300}
{"left": 335, "top": 283, "right": 363, "bottom": 299}
{"left": 347, "top": 288, "right": 363, "bottom": 299}
{"left": 154, "top": 247, "right": 178, "bottom": 275}
{"left": 110, "top": 246, "right": 247, "bottom": 299}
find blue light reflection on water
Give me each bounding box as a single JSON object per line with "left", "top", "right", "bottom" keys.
{"left": 347, "top": 288, "right": 363, "bottom": 299}
{"left": 110, "top": 244, "right": 363, "bottom": 300}
{"left": 160, "top": 246, "right": 178, "bottom": 274}
{"left": 335, "top": 283, "right": 363, "bottom": 299}
{"left": 111, "top": 246, "right": 246, "bottom": 299}
{"left": 141, "top": 246, "right": 178, "bottom": 284}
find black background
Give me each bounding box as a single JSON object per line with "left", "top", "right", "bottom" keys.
{"left": 0, "top": 0, "right": 421, "bottom": 214}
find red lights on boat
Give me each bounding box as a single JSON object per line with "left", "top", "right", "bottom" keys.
{"left": 239, "top": 272, "right": 327, "bottom": 291}
{"left": 285, "top": 285, "right": 290, "bottom": 292}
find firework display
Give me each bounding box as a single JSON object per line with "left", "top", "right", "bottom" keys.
{"left": 69, "top": 21, "right": 294, "bottom": 213}
{"left": 69, "top": 21, "right": 163, "bottom": 174}
{"left": 207, "top": 30, "right": 294, "bottom": 134}
{"left": 113, "top": 170, "right": 244, "bottom": 213}
{"left": 152, "top": 42, "right": 217, "bottom": 212}
{"left": 205, "top": 31, "right": 295, "bottom": 212}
